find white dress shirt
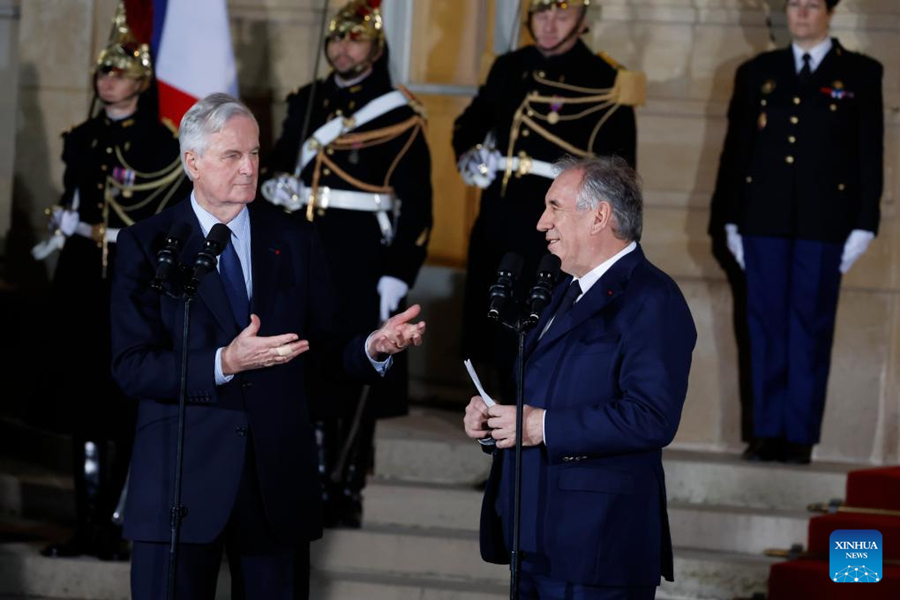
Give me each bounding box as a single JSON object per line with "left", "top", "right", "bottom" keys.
{"left": 792, "top": 37, "right": 833, "bottom": 74}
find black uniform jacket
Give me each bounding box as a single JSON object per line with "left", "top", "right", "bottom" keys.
{"left": 713, "top": 39, "right": 883, "bottom": 243}
{"left": 266, "top": 65, "right": 432, "bottom": 418}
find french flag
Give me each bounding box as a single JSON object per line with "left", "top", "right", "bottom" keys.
{"left": 148, "top": 0, "right": 238, "bottom": 129}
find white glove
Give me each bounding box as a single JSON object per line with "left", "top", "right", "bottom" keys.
{"left": 377, "top": 276, "right": 409, "bottom": 323}
{"left": 840, "top": 229, "right": 874, "bottom": 274}
{"left": 724, "top": 223, "right": 745, "bottom": 270}
{"left": 457, "top": 146, "right": 498, "bottom": 189}
{"left": 50, "top": 206, "right": 80, "bottom": 237}
{"left": 260, "top": 174, "right": 304, "bottom": 212}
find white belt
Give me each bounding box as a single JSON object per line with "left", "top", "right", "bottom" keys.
{"left": 31, "top": 222, "right": 119, "bottom": 261}
{"left": 264, "top": 178, "right": 397, "bottom": 244}
{"left": 496, "top": 156, "right": 557, "bottom": 180}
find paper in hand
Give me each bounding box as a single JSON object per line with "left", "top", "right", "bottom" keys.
{"left": 464, "top": 359, "right": 496, "bottom": 407}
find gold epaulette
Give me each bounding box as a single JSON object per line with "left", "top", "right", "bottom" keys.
{"left": 397, "top": 84, "right": 427, "bottom": 119}
{"left": 162, "top": 117, "right": 179, "bottom": 137}
{"left": 611, "top": 69, "right": 647, "bottom": 107}
{"left": 597, "top": 51, "right": 623, "bottom": 71}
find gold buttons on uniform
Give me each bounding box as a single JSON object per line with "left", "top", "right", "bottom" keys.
{"left": 788, "top": 135, "right": 796, "bottom": 144}
{"left": 106, "top": 147, "right": 113, "bottom": 154}
{"left": 537, "top": 71, "right": 546, "bottom": 78}
{"left": 326, "top": 148, "right": 334, "bottom": 156}
{"left": 746, "top": 176, "right": 753, "bottom": 183}
{"left": 97, "top": 183, "right": 104, "bottom": 189}
{"left": 830, "top": 104, "right": 838, "bottom": 112}
{"left": 838, "top": 183, "right": 846, "bottom": 191}
{"left": 790, "top": 116, "right": 799, "bottom": 125}
{"left": 323, "top": 168, "right": 331, "bottom": 176}
{"left": 101, "top": 164, "right": 108, "bottom": 171}
{"left": 522, "top": 128, "right": 530, "bottom": 137}
{"left": 785, "top": 156, "right": 795, "bottom": 164}
{"left": 793, "top": 97, "right": 801, "bottom": 105}
{"left": 761, "top": 99, "right": 767, "bottom": 107}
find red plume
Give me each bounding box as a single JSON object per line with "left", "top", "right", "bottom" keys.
{"left": 368, "top": 0, "right": 383, "bottom": 9}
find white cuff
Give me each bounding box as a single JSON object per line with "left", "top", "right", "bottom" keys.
{"left": 542, "top": 410, "right": 547, "bottom": 447}
{"left": 365, "top": 333, "right": 392, "bottom": 376}
{"left": 215, "top": 347, "right": 234, "bottom": 385}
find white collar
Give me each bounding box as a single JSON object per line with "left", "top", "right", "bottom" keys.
{"left": 571, "top": 241, "right": 637, "bottom": 301}
{"left": 792, "top": 37, "right": 833, "bottom": 74}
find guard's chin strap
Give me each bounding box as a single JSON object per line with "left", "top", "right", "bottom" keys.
{"left": 527, "top": 6, "right": 588, "bottom": 55}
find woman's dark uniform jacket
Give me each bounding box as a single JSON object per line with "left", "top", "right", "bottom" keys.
{"left": 714, "top": 38, "right": 883, "bottom": 242}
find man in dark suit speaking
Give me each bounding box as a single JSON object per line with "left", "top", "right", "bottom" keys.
{"left": 110, "top": 93, "right": 425, "bottom": 599}
{"left": 464, "top": 156, "right": 696, "bottom": 599}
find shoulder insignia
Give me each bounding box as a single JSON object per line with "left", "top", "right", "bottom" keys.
{"left": 611, "top": 69, "right": 647, "bottom": 107}
{"left": 397, "top": 85, "right": 427, "bottom": 118}
{"left": 597, "top": 51, "right": 624, "bottom": 70}
{"left": 121, "top": 119, "right": 135, "bottom": 128}
{"left": 162, "top": 117, "right": 179, "bottom": 137}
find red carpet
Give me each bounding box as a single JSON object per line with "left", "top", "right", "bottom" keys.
{"left": 768, "top": 466, "right": 900, "bottom": 597}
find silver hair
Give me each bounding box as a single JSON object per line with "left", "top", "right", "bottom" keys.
{"left": 179, "top": 93, "right": 257, "bottom": 180}
{"left": 553, "top": 155, "right": 643, "bottom": 242}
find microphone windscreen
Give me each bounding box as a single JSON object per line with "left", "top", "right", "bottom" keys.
{"left": 206, "top": 223, "right": 232, "bottom": 254}
{"left": 537, "top": 253, "right": 561, "bottom": 276}
{"left": 498, "top": 252, "right": 524, "bottom": 278}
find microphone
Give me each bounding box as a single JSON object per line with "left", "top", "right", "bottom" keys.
{"left": 185, "top": 223, "right": 232, "bottom": 296}
{"left": 525, "top": 254, "right": 561, "bottom": 328}
{"left": 151, "top": 222, "right": 192, "bottom": 293}
{"left": 487, "top": 252, "right": 524, "bottom": 320}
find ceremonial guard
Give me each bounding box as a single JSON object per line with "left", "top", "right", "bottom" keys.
{"left": 453, "top": 0, "right": 641, "bottom": 381}
{"left": 713, "top": 0, "right": 883, "bottom": 464}
{"left": 33, "top": 3, "right": 188, "bottom": 559}
{"left": 263, "top": 0, "right": 432, "bottom": 527}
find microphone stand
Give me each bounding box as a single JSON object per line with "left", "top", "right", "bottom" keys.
{"left": 493, "top": 308, "right": 536, "bottom": 600}
{"left": 166, "top": 292, "right": 192, "bottom": 600}
{"left": 152, "top": 271, "right": 194, "bottom": 600}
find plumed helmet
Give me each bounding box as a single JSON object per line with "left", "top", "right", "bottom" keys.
{"left": 95, "top": 1, "right": 152, "bottom": 81}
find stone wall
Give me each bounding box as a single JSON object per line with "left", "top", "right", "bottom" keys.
{"left": 7, "top": 0, "right": 899, "bottom": 463}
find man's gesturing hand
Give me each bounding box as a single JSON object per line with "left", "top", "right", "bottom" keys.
{"left": 221, "top": 314, "right": 310, "bottom": 375}
{"left": 366, "top": 304, "right": 426, "bottom": 359}
{"left": 486, "top": 404, "right": 545, "bottom": 449}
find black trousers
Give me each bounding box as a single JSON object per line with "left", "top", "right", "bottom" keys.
{"left": 131, "top": 446, "right": 309, "bottom": 600}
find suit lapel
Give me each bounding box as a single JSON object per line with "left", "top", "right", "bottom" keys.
{"left": 530, "top": 246, "right": 644, "bottom": 357}
{"left": 177, "top": 200, "right": 240, "bottom": 337}
{"left": 248, "top": 204, "right": 280, "bottom": 322}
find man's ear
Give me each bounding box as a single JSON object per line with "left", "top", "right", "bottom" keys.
{"left": 184, "top": 151, "right": 200, "bottom": 181}
{"left": 592, "top": 202, "right": 611, "bottom": 235}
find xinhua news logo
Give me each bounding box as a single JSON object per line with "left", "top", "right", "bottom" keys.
{"left": 829, "top": 530, "right": 882, "bottom": 583}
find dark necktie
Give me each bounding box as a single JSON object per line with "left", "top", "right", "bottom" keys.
{"left": 542, "top": 279, "right": 582, "bottom": 338}
{"left": 219, "top": 232, "right": 249, "bottom": 328}
{"left": 798, "top": 53, "right": 812, "bottom": 85}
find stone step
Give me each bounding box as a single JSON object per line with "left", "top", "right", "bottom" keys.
{"left": 0, "top": 517, "right": 773, "bottom": 600}
{"left": 376, "top": 409, "right": 855, "bottom": 511}
{"left": 363, "top": 480, "right": 809, "bottom": 556}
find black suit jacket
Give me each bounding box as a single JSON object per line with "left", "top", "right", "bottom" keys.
{"left": 713, "top": 39, "right": 883, "bottom": 243}
{"left": 110, "top": 199, "right": 377, "bottom": 544}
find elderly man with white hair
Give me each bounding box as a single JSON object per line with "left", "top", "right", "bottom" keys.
{"left": 110, "top": 93, "right": 426, "bottom": 599}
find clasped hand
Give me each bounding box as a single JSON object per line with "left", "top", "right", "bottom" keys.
{"left": 463, "top": 396, "right": 545, "bottom": 449}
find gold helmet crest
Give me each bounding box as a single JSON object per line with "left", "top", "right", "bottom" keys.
{"left": 95, "top": 1, "right": 153, "bottom": 81}
{"left": 528, "top": 0, "right": 591, "bottom": 13}
{"left": 327, "top": 0, "right": 385, "bottom": 48}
